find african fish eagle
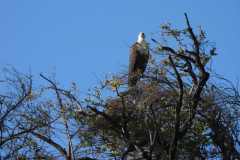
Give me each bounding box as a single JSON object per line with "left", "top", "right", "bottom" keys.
{"left": 128, "top": 32, "right": 149, "bottom": 87}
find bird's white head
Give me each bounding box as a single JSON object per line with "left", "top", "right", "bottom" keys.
{"left": 137, "top": 32, "right": 145, "bottom": 43}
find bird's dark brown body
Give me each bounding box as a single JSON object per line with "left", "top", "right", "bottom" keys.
{"left": 128, "top": 42, "right": 149, "bottom": 87}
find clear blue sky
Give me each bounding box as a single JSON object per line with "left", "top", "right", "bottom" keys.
{"left": 0, "top": 0, "right": 239, "bottom": 92}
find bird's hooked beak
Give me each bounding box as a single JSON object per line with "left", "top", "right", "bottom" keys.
{"left": 139, "top": 32, "right": 145, "bottom": 39}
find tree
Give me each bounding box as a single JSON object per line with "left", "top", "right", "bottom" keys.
{"left": 76, "top": 14, "right": 240, "bottom": 159}
{"left": 0, "top": 70, "right": 98, "bottom": 159}
{"left": 1, "top": 14, "right": 240, "bottom": 160}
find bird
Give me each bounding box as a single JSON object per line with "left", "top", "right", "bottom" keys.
{"left": 128, "top": 32, "right": 149, "bottom": 87}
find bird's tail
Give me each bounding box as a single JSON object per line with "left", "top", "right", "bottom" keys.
{"left": 128, "top": 73, "right": 141, "bottom": 88}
